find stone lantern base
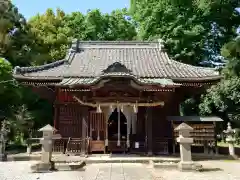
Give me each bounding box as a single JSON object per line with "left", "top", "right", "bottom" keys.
{"left": 31, "top": 161, "right": 56, "bottom": 172}
{"left": 178, "top": 161, "right": 203, "bottom": 171}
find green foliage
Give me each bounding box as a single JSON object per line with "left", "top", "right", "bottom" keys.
{"left": 29, "top": 8, "right": 137, "bottom": 65}
{"left": 181, "top": 97, "right": 201, "bottom": 116}
{"left": 200, "top": 78, "right": 240, "bottom": 120}
{"left": 8, "top": 105, "right": 33, "bottom": 144}
{"left": 221, "top": 36, "right": 240, "bottom": 77}
{"left": 29, "top": 8, "right": 71, "bottom": 64}
{"left": 131, "top": 0, "right": 240, "bottom": 65}
{"left": 0, "top": 58, "right": 18, "bottom": 118}
{"left": 200, "top": 36, "right": 240, "bottom": 123}
{"left": 0, "top": 0, "right": 36, "bottom": 67}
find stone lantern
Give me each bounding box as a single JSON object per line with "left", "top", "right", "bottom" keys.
{"left": 31, "top": 124, "right": 58, "bottom": 172}
{"left": 223, "top": 122, "right": 237, "bottom": 158}
{"left": 174, "top": 122, "right": 202, "bottom": 171}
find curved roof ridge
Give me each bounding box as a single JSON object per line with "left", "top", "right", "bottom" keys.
{"left": 13, "top": 59, "right": 67, "bottom": 74}
{"left": 73, "top": 40, "right": 161, "bottom": 50}
{"left": 168, "top": 58, "right": 220, "bottom": 75}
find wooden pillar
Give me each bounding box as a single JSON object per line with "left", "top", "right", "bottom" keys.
{"left": 53, "top": 104, "right": 58, "bottom": 129}
{"left": 132, "top": 113, "right": 137, "bottom": 134}
{"left": 102, "top": 106, "right": 113, "bottom": 147}
{"left": 117, "top": 106, "right": 121, "bottom": 146}
{"left": 81, "top": 106, "right": 89, "bottom": 154}
{"left": 145, "top": 108, "right": 148, "bottom": 154}
{"left": 214, "top": 122, "right": 218, "bottom": 155}
{"left": 172, "top": 121, "right": 176, "bottom": 154}
{"left": 147, "top": 107, "right": 153, "bottom": 155}
{"left": 97, "top": 115, "right": 100, "bottom": 140}
{"left": 123, "top": 106, "right": 132, "bottom": 148}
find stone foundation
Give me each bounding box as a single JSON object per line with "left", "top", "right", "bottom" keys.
{"left": 31, "top": 161, "right": 55, "bottom": 172}
{"left": 178, "top": 161, "right": 203, "bottom": 172}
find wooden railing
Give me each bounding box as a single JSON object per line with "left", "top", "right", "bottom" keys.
{"left": 52, "top": 138, "right": 67, "bottom": 153}
{"left": 153, "top": 138, "right": 170, "bottom": 155}
{"left": 65, "top": 137, "right": 89, "bottom": 155}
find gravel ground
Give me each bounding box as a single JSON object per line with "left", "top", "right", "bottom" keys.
{"left": 0, "top": 160, "right": 240, "bottom": 180}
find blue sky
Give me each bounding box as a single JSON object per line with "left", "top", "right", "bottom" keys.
{"left": 12, "top": 0, "right": 130, "bottom": 19}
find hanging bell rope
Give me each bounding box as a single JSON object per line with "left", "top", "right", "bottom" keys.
{"left": 73, "top": 96, "right": 164, "bottom": 107}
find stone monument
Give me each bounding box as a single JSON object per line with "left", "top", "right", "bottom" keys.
{"left": 0, "top": 120, "right": 8, "bottom": 161}
{"left": 31, "top": 124, "right": 56, "bottom": 172}
{"left": 223, "top": 122, "right": 237, "bottom": 159}
{"left": 175, "top": 122, "right": 202, "bottom": 171}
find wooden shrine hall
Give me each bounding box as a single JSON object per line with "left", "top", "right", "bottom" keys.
{"left": 13, "top": 40, "right": 222, "bottom": 155}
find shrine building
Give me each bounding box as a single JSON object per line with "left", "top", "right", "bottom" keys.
{"left": 13, "top": 41, "right": 222, "bottom": 155}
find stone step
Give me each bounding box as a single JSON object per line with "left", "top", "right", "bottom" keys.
{"left": 31, "top": 161, "right": 86, "bottom": 172}
{"left": 55, "top": 161, "right": 86, "bottom": 171}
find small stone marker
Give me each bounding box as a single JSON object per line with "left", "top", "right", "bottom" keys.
{"left": 175, "top": 122, "right": 202, "bottom": 171}
{"left": 223, "top": 122, "right": 237, "bottom": 159}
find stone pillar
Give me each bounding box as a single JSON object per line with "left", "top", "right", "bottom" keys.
{"left": 0, "top": 121, "right": 7, "bottom": 161}
{"left": 26, "top": 139, "right": 32, "bottom": 155}
{"left": 223, "top": 122, "right": 237, "bottom": 158}
{"left": 175, "top": 123, "right": 202, "bottom": 171}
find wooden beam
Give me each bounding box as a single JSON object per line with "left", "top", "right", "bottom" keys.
{"left": 73, "top": 96, "right": 164, "bottom": 107}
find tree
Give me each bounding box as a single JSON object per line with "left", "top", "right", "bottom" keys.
{"left": 29, "top": 8, "right": 137, "bottom": 65}
{"left": 28, "top": 8, "right": 71, "bottom": 64}
{"left": 130, "top": 0, "right": 240, "bottom": 65}
{"left": 8, "top": 105, "right": 33, "bottom": 144}
{"left": 200, "top": 36, "right": 240, "bottom": 124}
{"left": 0, "top": 0, "right": 35, "bottom": 66}
{"left": 0, "top": 58, "right": 18, "bottom": 119}
{"left": 200, "top": 78, "right": 240, "bottom": 122}
{"left": 103, "top": 9, "right": 137, "bottom": 40}
{"left": 221, "top": 36, "right": 240, "bottom": 77}
{"left": 64, "top": 9, "right": 137, "bottom": 41}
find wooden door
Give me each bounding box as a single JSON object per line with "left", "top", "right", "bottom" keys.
{"left": 89, "top": 111, "right": 106, "bottom": 152}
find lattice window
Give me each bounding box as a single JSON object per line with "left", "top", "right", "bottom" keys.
{"left": 58, "top": 105, "right": 83, "bottom": 138}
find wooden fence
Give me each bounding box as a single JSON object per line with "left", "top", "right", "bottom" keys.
{"left": 27, "top": 129, "right": 89, "bottom": 155}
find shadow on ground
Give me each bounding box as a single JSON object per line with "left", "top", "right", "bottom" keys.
{"left": 198, "top": 168, "right": 223, "bottom": 172}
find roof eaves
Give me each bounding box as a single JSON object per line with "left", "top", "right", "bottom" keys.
{"left": 13, "top": 74, "right": 63, "bottom": 81}
{"left": 171, "top": 75, "right": 223, "bottom": 82}
{"left": 13, "top": 59, "right": 67, "bottom": 75}
{"left": 58, "top": 74, "right": 180, "bottom": 88}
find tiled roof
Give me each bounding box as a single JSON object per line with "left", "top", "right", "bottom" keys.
{"left": 13, "top": 59, "right": 67, "bottom": 80}
{"left": 13, "top": 41, "right": 221, "bottom": 82}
